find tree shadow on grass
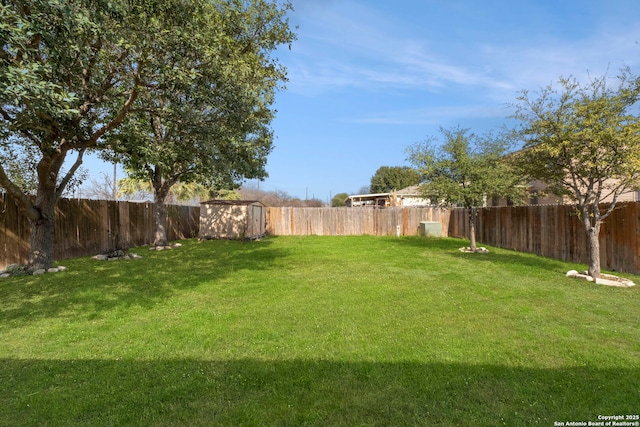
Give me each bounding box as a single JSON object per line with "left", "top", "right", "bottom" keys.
{"left": 0, "top": 239, "right": 291, "bottom": 328}
{"left": 1, "top": 357, "right": 637, "bottom": 426}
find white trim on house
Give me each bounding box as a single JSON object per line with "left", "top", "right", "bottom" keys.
{"left": 345, "top": 185, "right": 431, "bottom": 208}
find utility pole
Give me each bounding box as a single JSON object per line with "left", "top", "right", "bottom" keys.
{"left": 112, "top": 162, "right": 117, "bottom": 200}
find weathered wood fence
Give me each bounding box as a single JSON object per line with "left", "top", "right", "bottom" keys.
{"left": 448, "top": 202, "right": 640, "bottom": 275}
{"left": 266, "top": 206, "right": 451, "bottom": 236}
{"left": 3, "top": 195, "right": 639, "bottom": 275}
{"left": 0, "top": 193, "right": 199, "bottom": 270}
{"left": 266, "top": 204, "right": 640, "bottom": 275}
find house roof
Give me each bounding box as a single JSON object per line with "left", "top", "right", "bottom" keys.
{"left": 347, "top": 185, "right": 424, "bottom": 200}
{"left": 395, "top": 185, "right": 422, "bottom": 195}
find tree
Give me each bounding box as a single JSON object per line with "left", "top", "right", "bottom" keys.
{"left": 370, "top": 166, "right": 422, "bottom": 193}
{"left": 105, "top": 0, "right": 294, "bottom": 246}
{"left": 0, "top": 0, "right": 214, "bottom": 270}
{"left": 117, "top": 177, "right": 229, "bottom": 204}
{"left": 356, "top": 185, "right": 371, "bottom": 195}
{"left": 408, "top": 127, "right": 524, "bottom": 251}
{"left": 512, "top": 72, "right": 640, "bottom": 278}
{"left": 0, "top": 145, "right": 87, "bottom": 197}
{"left": 238, "top": 185, "right": 323, "bottom": 207}
{"left": 331, "top": 192, "right": 349, "bottom": 207}
{"left": 82, "top": 172, "right": 119, "bottom": 200}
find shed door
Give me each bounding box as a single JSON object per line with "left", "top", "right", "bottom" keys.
{"left": 249, "top": 204, "right": 264, "bottom": 238}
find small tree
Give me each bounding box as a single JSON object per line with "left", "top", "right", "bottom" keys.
{"left": 512, "top": 72, "right": 640, "bottom": 278}
{"left": 357, "top": 185, "right": 371, "bottom": 195}
{"left": 331, "top": 192, "right": 349, "bottom": 207}
{"left": 83, "top": 172, "right": 119, "bottom": 200}
{"left": 370, "top": 166, "right": 422, "bottom": 193}
{"left": 408, "top": 127, "right": 524, "bottom": 251}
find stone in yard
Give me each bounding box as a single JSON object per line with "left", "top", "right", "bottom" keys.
{"left": 1, "top": 273, "right": 10, "bottom": 279}
{"left": 47, "top": 268, "right": 59, "bottom": 273}
{"left": 32, "top": 269, "right": 46, "bottom": 275}
{"left": 565, "top": 270, "right": 635, "bottom": 287}
{"left": 150, "top": 244, "right": 180, "bottom": 250}
{"left": 58, "top": 266, "right": 68, "bottom": 271}
{"left": 94, "top": 254, "right": 109, "bottom": 261}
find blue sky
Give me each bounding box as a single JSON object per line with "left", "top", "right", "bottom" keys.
{"left": 83, "top": 0, "right": 640, "bottom": 202}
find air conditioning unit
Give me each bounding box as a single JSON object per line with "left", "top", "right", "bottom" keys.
{"left": 419, "top": 221, "right": 442, "bottom": 237}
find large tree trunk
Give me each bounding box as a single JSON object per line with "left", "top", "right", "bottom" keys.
{"left": 581, "top": 204, "right": 602, "bottom": 279}
{"left": 151, "top": 163, "right": 173, "bottom": 247}
{"left": 468, "top": 207, "right": 478, "bottom": 251}
{"left": 153, "top": 191, "right": 168, "bottom": 247}
{"left": 585, "top": 220, "right": 602, "bottom": 279}
{"left": 28, "top": 189, "right": 57, "bottom": 271}
{"left": 21, "top": 151, "right": 73, "bottom": 272}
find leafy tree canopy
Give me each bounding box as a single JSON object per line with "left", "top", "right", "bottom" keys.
{"left": 408, "top": 127, "right": 524, "bottom": 209}
{"left": 369, "top": 166, "right": 421, "bottom": 193}
{"left": 331, "top": 192, "right": 349, "bottom": 207}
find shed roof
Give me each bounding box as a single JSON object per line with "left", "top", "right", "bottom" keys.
{"left": 200, "top": 199, "right": 264, "bottom": 206}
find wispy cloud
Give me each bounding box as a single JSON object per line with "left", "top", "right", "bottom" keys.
{"left": 284, "top": 1, "right": 640, "bottom": 100}
{"left": 284, "top": 2, "right": 518, "bottom": 95}
{"left": 347, "top": 104, "right": 514, "bottom": 126}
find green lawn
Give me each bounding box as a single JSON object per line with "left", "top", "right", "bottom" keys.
{"left": 1, "top": 236, "right": 638, "bottom": 426}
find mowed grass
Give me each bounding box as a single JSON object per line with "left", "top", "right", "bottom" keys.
{"left": 0, "top": 236, "right": 638, "bottom": 426}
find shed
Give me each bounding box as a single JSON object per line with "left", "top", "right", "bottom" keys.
{"left": 199, "top": 200, "right": 266, "bottom": 240}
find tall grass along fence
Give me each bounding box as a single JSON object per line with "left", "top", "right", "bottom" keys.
{"left": 0, "top": 193, "right": 199, "bottom": 270}
{"left": 266, "top": 206, "right": 451, "bottom": 237}
{"left": 448, "top": 202, "right": 640, "bottom": 275}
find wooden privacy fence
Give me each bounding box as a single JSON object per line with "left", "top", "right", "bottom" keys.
{"left": 448, "top": 202, "right": 640, "bottom": 275}
{"left": 0, "top": 193, "right": 200, "bottom": 270}
{"left": 266, "top": 206, "right": 451, "bottom": 237}
{"left": 266, "top": 204, "right": 640, "bottom": 275}
{"left": 4, "top": 195, "right": 638, "bottom": 275}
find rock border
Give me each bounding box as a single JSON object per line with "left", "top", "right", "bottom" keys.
{"left": 459, "top": 247, "right": 489, "bottom": 253}
{"left": 92, "top": 253, "right": 143, "bottom": 261}
{"left": 566, "top": 270, "right": 636, "bottom": 288}
{"left": 148, "top": 243, "right": 183, "bottom": 251}
{"left": 0, "top": 264, "right": 68, "bottom": 278}
{"left": 2, "top": 242, "right": 184, "bottom": 276}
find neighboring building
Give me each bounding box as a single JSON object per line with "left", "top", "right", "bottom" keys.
{"left": 349, "top": 179, "right": 640, "bottom": 208}
{"left": 500, "top": 149, "right": 640, "bottom": 205}
{"left": 491, "top": 179, "right": 640, "bottom": 206}
{"left": 345, "top": 185, "right": 431, "bottom": 208}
